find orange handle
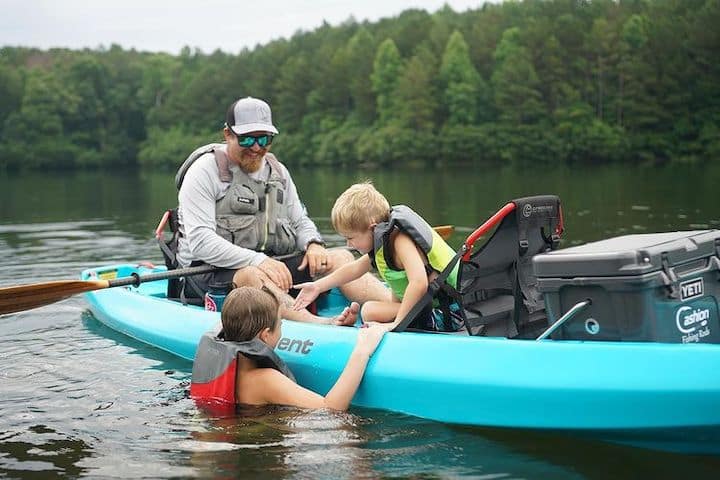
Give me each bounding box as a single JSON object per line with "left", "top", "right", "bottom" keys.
{"left": 155, "top": 210, "right": 170, "bottom": 240}
{"left": 462, "top": 202, "right": 516, "bottom": 261}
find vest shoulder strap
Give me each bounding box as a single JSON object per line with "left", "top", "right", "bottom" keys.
{"left": 190, "top": 333, "right": 296, "bottom": 405}
{"left": 372, "top": 205, "right": 433, "bottom": 270}
{"left": 264, "top": 153, "right": 288, "bottom": 188}
{"left": 175, "top": 142, "right": 226, "bottom": 190}
{"left": 213, "top": 149, "right": 232, "bottom": 183}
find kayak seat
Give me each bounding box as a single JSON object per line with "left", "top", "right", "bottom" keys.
{"left": 155, "top": 208, "right": 203, "bottom": 306}
{"left": 395, "top": 195, "right": 563, "bottom": 339}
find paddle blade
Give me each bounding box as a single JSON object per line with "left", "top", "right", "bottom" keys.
{"left": 0, "top": 279, "right": 110, "bottom": 315}
{"left": 433, "top": 225, "right": 454, "bottom": 241}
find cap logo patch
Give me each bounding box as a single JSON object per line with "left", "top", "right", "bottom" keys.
{"left": 256, "top": 104, "right": 270, "bottom": 122}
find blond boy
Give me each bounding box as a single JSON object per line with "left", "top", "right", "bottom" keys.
{"left": 293, "top": 182, "right": 460, "bottom": 331}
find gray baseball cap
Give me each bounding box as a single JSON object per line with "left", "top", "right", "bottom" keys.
{"left": 225, "top": 97, "right": 279, "bottom": 135}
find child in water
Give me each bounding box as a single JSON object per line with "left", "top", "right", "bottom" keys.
{"left": 218, "top": 286, "right": 385, "bottom": 410}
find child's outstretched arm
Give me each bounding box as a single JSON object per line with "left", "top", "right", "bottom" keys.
{"left": 258, "top": 323, "right": 386, "bottom": 410}
{"left": 292, "top": 254, "right": 371, "bottom": 310}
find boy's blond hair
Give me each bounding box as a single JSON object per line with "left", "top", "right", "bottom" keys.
{"left": 331, "top": 182, "right": 390, "bottom": 233}
{"left": 221, "top": 286, "right": 279, "bottom": 342}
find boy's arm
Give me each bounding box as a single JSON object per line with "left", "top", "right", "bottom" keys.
{"left": 293, "top": 254, "right": 371, "bottom": 310}
{"left": 385, "top": 233, "right": 429, "bottom": 330}
{"left": 317, "top": 253, "right": 371, "bottom": 291}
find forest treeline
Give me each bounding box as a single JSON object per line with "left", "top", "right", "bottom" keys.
{"left": 0, "top": 0, "right": 718, "bottom": 171}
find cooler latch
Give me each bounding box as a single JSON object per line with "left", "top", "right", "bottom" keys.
{"left": 661, "top": 252, "right": 679, "bottom": 298}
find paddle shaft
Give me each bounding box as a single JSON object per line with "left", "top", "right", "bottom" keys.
{"left": 105, "top": 264, "right": 216, "bottom": 288}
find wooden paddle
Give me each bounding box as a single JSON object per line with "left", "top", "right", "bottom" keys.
{"left": 0, "top": 264, "right": 216, "bottom": 316}
{"left": 0, "top": 225, "right": 455, "bottom": 316}
{"left": 433, "top": 225, "right": 454, "bottom": 241}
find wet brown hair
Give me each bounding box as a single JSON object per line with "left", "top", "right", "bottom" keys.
{"left": 221, "top": 286, "right": 280, "bottom": 342}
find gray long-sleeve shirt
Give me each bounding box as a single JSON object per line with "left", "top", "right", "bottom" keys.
{"left": 176, "top": 148, "right": 322, "bottom": 269}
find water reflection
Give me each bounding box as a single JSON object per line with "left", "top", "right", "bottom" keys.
{"left": 0, "top": 425, "right": 93, "bottom": 479}
{"left": 3, "top": 163, "right": 720, "bottom": 250}
{"left": 186, "top": 407, "right": 371, "bottom": 479}
{"left": 185, "top": 406, "right": 591, "bottom": 479}
{"left": 460, "top": 425, "right": 720, "bottom": 479}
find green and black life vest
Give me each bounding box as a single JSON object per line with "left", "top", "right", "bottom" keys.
{"left": 370, "top": 205, "right": 459, "bottom": 301}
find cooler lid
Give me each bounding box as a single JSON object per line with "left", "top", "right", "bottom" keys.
{"left": 533, "top": 230, "right": 720, "bottom": 278}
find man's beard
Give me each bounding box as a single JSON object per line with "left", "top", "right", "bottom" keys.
{"left": 238, "top": 152, "right": 264, "bottom": 173}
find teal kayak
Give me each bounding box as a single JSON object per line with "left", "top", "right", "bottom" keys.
{"left": 82, "top": 263, "right": 720, "bottom": 454}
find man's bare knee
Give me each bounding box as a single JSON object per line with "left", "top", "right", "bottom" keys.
{"left": 232, "top": 266, "right": 265, "bottom": 289}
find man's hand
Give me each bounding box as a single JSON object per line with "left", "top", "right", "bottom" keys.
{"left": 298, "top": 243, "right": 331, "bottom": 277}
{"left": 258, "top": 257, "right": 293, "bottom": 292}
{"left": 292, "top": 281, "right": 321, "bottom": 310}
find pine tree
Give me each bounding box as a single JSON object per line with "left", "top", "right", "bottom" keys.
{"left": 371, "top": 38, "right": 403, "bottom": 126}
{"left": 439, "top": 30, "right": 487, "bottom": 125}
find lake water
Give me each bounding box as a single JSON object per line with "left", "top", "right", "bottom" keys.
{"left": 1, "top": 164, "right": 720, "bottom": 479}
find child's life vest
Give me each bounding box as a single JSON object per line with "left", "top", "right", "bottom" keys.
{"left": 371, "top": 205, "right": 459, "bottom": 301}
{"left": 190, "top": 331, "right": 296, "bottom": 407}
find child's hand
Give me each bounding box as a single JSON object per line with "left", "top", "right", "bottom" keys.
{"left": 355, "top": 323, "right": 386, "bottom": 357}
{"left": 361, "top": 321, "right": 396, "bottom": 332}
{"left": 292, "top": 282, "right": 321, "bottom": 310}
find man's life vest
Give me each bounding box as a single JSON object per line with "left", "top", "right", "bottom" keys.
{"left": 190, "top": 331, "right": 296, "bottom": 410}
{"left": 370, "top": 205, "right": 459, "bottom": 301}
{"left": 176, "top": 143, "right": 297, "bottom": 256}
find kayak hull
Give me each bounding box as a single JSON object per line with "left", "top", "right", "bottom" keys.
{"left": 82, "top": 264, "right": 720, "bottom": 454}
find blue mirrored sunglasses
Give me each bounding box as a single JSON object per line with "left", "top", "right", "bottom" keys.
{"left": 237, "top": 134, "right": 273, "bottom": 148}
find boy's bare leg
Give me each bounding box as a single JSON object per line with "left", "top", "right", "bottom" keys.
{"left": 360, "top": 300, "right": 401, "bottom": 323}
{"left": 326, "top": 249, "right": 393, "bottom": 303}
{"left": 232, "top": 266, "right": 359, "bottom": 325}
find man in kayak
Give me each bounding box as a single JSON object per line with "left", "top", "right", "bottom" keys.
{"left": 191, "top": 286, "right": 386, "bottom": 410}
{"left": 175, "top": 97, "right": 391, "bottom": 325}
{"left": 292, "top": 182, "right": 462, "bottom": 331}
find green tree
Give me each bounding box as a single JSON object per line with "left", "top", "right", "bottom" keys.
{"left": 395, "top": 48, "right": 438, "bottom": 132}
{"left": 618, "top": 14, "right": 670, "bottom": 161}
{"left": 439, "top": 30, "right": 486, "bottom": 125}
{"left": 274, "top": 53, "right": 314, "bottom": 130}
{"left": 491, "top": 27, "right": 544, "bottom": 125}
{"left": 345, "top": 28, "right": 377, "bottom": 125}
{"left": 138, "top": 54, "right": 180, "bottom": 111}
{"left": 0, "top": 63, "right": 23, "bottom": 137}
{"left": 554, "top": 101, "right": 627, "bottom": 164}
{"left": 371, "top": 38, "right": 403, "bottom": 126}
{"left": 535, "top": 34, "right": 571, "bottom": 114}
{"left": 2, "top": 70, "right": 78, "bottom": 169}
{"left": 138, "top": 125, "right": 218, "bottom": 169}
{"left": 589, "top": 17, "right": 620, "bottom": 122}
